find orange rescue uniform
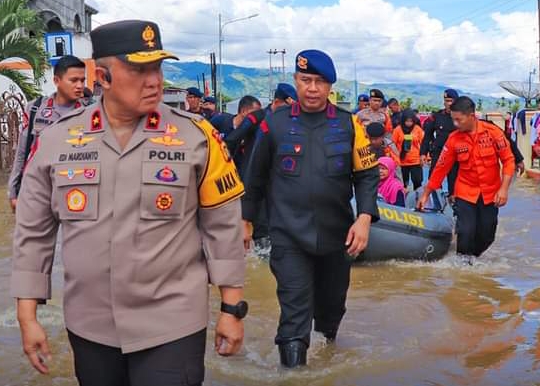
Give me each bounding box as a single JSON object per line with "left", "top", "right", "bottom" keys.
{"left": 392, "top": 125, "right": 424, "bottom": 166}
{"left": 427, "top": 120, "right": 515, "bottom": 204}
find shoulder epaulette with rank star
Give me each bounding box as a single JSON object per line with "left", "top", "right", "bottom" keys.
{"left": 54, "top": 106, "right": 86, "bottom": 125}
{"left": 171, "top": 108, "right": 204, "bottom": 122}
{"left": 145, "top": 111, "right": 161, "bottom": 130}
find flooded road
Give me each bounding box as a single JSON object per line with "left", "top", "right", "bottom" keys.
{"left": 1, "top": 176, "right": 540, "bottom": 386}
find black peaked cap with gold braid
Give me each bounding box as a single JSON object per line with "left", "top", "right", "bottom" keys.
{"left": 90, "top": 20, "right": 178, "bottom": 64}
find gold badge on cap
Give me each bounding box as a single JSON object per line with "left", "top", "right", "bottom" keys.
{"left": 444, "top": 92, "right": 448, "bottom": 98}
{"left": 370, "top": 91, "right": 375, "bottom": 97}
{"left": 297, "top": 55, "right": 308, "bottom": 70}
{"left": 142, "top": 25, "right": 156, "bottom": 48}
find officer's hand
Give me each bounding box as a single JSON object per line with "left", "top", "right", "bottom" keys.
{"left": 345, "top": 214, "right": 371, "bottom": 256}
{"left": 494, "top": 187, "right": 509, "bottom": 207}
{"left": 420, "top": 155, "right": 428, "bottom": 166}
{"left": 243, "top": 220, "right": 253, "bottom": 251}
{"left": 416, "top": 192, "right": 430, "bottom": 211}
{"left": 10, "top": 198, "right": 17, "bottom": 213}
{"left": 516, "top": 161, "right": 525, "bottom": 176}
{"left": 19, "top": 319, "right": 52, "bottom": 374}
{"left": 246, "top": 109, "right": 266, "bottom": 125}
{"left": 215, "top": 313, "right": 244, "bottom": 356}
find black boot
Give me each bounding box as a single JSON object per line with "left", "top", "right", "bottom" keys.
{"left": 323, "top": 330, "right": 337, "bottom": 343}
{"left": 278, "top": 340, "right": 307, "bottom": 368}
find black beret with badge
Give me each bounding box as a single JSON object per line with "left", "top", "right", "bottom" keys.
{"left": 295, "top": 49, "right": 337, "bottom": 84}
{"left": 90, "top": 19, "right": 178, "bottom": 63}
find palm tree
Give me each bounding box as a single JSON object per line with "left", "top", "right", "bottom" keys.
{"left": 0, "top": 0, "right": 48, "bottom": 99}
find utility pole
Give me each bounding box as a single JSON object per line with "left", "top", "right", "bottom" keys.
{"left": 268, "top": 49, "right": 286, "bottom": 98}
{"left": 538, "top": 0, "right": 540, "bottom": 82}
{"left": 278, "top": 49, "right": 286, "bottom": 81}
{"left": 267, "top": 49, "right": 274, "bottom": 100}
{"left": 354, "top": 62, "right": 358, "bottom": 104}
{"left": 218, "top": 13, "right": 259, "bottom": 112}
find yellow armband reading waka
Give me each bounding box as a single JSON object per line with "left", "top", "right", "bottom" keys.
{"left": 352, "top": 117, "right": 378, "bottom": 171}
{"left": 195, "top": 119, "right": 244, "bottom": 208}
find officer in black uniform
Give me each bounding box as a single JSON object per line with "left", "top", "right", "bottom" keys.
{"left": 420, "top": 88, "right": 459, "bottom": 196}
{"left": 242, "top": 50, "right": 379, "bottom": 368}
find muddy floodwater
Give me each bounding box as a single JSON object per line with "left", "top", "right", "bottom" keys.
{"left": 1, "top": 176, "right": 540, "bottom": 386}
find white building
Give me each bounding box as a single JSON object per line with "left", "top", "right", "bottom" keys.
{"left": 28, "top": 0, "right": 98, "bottom": 95}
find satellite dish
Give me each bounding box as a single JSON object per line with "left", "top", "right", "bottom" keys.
{"left": 498, "top": 81, "right": 540, "bottom": 106}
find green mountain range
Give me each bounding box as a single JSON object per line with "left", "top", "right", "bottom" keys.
{"left": 163, "top": 61, "right": 510, "bottom": 111}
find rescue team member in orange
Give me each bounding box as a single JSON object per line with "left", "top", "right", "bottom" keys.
{"left": 392, "top": 108, "right": 424, "bottom": 190}
{"left": 11, "top": 20, "right": 246, "bottom": 386}
{"left": 417, "top": 96, "right": 515, "bottom": 257}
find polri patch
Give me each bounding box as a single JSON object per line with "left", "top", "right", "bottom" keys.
{"left": 281, "top": 156, "right": 297, "bottom": 172}
{"left": 155, "top": 166, "right": 178, "bottom": 182}
{"left": 41, "top": 108, "right": 53, "bottom": 118}
{"left": 156, "top": 193, "right": 173, "bottom": 211}
{"left": 66, "top": 188, "right": 87, "bottom": 212}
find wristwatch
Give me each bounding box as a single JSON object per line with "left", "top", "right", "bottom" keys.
{"left": 220, "top": 301, "right": 249, "bottom": 319}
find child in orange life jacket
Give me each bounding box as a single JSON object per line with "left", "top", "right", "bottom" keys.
{"left": 393, "top": 108, "right": 425, "bottom": 190}
{"left": 378, "top": 156, "right": 406, "bottom": 207}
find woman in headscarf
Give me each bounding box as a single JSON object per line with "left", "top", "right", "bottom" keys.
{"left": 392, "top": 108, "right": 424, "bottom": 190}
{"left": 378, "top": 156, "right": 406, "bottom": 207}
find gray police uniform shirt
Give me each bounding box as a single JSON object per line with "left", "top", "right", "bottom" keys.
{"left": 7, "top": 94, "right": 88, "bottom": 199}
{"left": 242, "top": 103, "right": 380, "bottom": 256}
{"left": 11, "top": 99, "right": 245, "bottom": 353}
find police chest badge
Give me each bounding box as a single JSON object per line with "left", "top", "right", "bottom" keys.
{"left": 156, "top": 192, "right": 173, "bottom": 210}
{"left": 66, "top": 188, "right": 87, "bottom": 212}
{"left": 155, "top": 166, "right": 178, "bottom": 182}
{"left": 149, "top": 124, "right": 185, "bottom": 146}
{"left": 66, "top": 126, "right": 95, "bottom": 148}
{"left": 58, "top": 168, "right": 83, "bottom": 180}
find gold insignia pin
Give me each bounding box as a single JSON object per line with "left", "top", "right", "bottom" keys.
{"left": 142, "top": 25, "right": 156, "bottom": 48}
{"left": 297, "top": 55, "right": 308, "bottom": 70}
{"left": 149, "top": 124, "right": 185, "bottom": 146}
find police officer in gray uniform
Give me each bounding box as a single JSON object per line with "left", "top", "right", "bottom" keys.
{"left": 11, "top": 20, "right": 246, "bottom": 386}
{"left": 242, "top": 50, "right": 379, "bottom": 367}
{"left": 8, "top": 55, "right": 89, "bottom": 212}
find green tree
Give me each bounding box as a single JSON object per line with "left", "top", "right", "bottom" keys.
{"left": 510, "top": 100, "right": 521, "bottom": 114}
{"left": 400, "top": 97, "right": 413, "bottom": 109}
{"left": 416, "top": 103, "right": 439, "bottom": 113}
{"left": 476, "top": 98, "right": 483, "bottom": 112}
{"left": 0, "top": 0, "right": 48, "bottom": 99}
{"left": 335, "top": 91, "right": 346, "bottom": 102}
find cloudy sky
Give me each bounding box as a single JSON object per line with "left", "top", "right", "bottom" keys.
{"left": 87, "top": 0, "right": 538, "bottom": 95}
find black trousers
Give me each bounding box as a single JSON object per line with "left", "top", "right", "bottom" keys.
{"left": 269, "top": 246, "right": 352, "bottom": 347}
{"left": 455, "top": 197, "right": 499, "bottom": 257}
{"left": 401, "top": 164, "right": 423, "bottom": 190}
{"left": 429, "top": 152, "right": 459, "bottom": 196}
{"left": 253, "top": 198, "right": 269, "bottom": 240}
{"left": 67, "top": 329, "right": 206, "bottom": 386}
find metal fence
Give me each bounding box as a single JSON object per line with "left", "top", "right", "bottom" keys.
{"left": 0, "top": 85, "right": 25, "bottom": 172}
